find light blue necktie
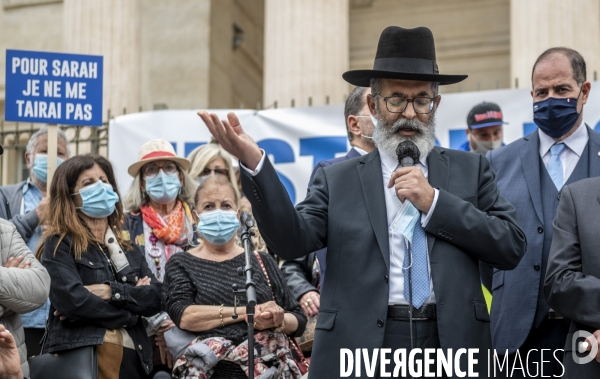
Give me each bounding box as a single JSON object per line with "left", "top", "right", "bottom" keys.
{"left": 402, "top": 209, "right": 430, "bottom": 309}
{"left": 548, "top": 143, "right": 566, "bottom": 190}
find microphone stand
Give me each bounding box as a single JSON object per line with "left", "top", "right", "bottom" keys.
{"left": 407, "top": 244, "right": 415, "bottom": 365}
{"left": 232, "top": 214, "right": 257, "bottom": 379}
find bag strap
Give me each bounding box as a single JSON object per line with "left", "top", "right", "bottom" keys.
{"left": 253, "top": 252, "right": 309, "bottom": 370}
{"left": 253, "top": 251, "right": 275, "bottom": 302}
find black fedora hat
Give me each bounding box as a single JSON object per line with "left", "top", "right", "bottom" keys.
{"left": 343, "top": 26, "right": 467, "bottom": 87}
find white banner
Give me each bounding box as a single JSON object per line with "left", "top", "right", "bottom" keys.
{"left": 109, "top": 85, "right": 600, "bottom": 204}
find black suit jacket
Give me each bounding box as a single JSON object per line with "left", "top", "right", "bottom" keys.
{"left": 545, "top": 177, "right": 600, "bottom": 377}
{"left": 282, "top": 147, "right": 363, "bottom": 300}
{"left": 242, "top": 147, "right": 526, "bottom": 378}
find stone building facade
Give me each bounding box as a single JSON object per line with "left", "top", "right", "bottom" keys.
{"left": 0, "top": 0, "right": 599, "bottom": 184}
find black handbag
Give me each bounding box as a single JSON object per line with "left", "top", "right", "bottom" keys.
{"left": 28, "top": 345, "right": 98, "bottom": 379}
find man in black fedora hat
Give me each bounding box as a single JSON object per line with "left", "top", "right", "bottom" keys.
{"left": 198, "top": 26, "right": 526, "bottom": 378}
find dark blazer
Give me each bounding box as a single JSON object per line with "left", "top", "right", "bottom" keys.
{"left": 242, "top": 147, "right": 526, "bottom": 378}
{"left": 487, "top": 127, "right": 600, "bottom": 353}
{"left": 0, "top": 181, "right": 40, "bottom": 242}
{"left": 545, "top": 177, "right": 600, "bottom": 377}
{"left": 307, "top": 147, "right": 362, "bottom": 185}
{"left": 41, "top": 234, "right": 163, "bottom": 375}
{"left": 282, "top": 147, "right": 363, "bottom": 299}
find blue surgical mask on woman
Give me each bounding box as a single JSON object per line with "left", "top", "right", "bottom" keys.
{"left": 72, "top": 180, "right": 119, "bottom": 218}
{"left": 533, "top": 88, "right": 582, "bottom": 139}
{"left": 33, "top": 154, "right": 65, "bottom": 182}
{"left": 196, "top": 209, "right": 240, "bottom": 245}
{"left": 145, "top": 170, "right": 181, "bottom": 204}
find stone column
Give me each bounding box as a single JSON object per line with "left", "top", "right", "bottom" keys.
{"left": 510, "top": 0, "right": 600, "bottom": 89}
{"left": 63, "top": 0, "right": 141, "bottom": 118}
{"left": 263, "top": 0, "right": 349, "bottom": 108}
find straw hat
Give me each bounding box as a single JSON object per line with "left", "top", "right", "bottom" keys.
{"left": 127, "top": 139, "right": 191, "bottom": 177}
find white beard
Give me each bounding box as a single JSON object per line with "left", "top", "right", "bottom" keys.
{"left": 373, "top": 111, "right": 436, "bottom": 160}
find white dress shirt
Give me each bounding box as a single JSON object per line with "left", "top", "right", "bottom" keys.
{"left": 379, "top": 149, "right": 439, "bottom": 305}
{"left": 538, "top": 124, "right": 589, "bottom": 185}
{"left": 352, "top": 146, "right": 368, "bottom": 156}
{"left": 243, "top": 149, "right": 440, "bottom": 306}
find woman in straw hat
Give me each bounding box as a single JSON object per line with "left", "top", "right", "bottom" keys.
{"left": 122, "top": 139, "right": 198, "bottom": 374}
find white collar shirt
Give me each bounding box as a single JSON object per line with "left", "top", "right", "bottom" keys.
{"left": 538, "top": 124, "right": 589, "bottom": 185}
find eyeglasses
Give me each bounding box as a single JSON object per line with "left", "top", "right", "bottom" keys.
{"left": 142, "top": 162, "right": 179, "bottom": 177}
{"left": 200, "top": 167, "right": 229, "bottom": 177}
{"left": 375, "top": 95, "right": 439, "bottom": 114}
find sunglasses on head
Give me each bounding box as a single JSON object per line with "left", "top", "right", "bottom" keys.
{"left": 200, "top": 167, "right": 229, "bottom": 177}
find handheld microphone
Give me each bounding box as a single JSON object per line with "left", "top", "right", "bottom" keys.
{"left": 240, "top": 212, "right": 254, "bottom": 229}
{"left": 396, "top": 141, "right": 421, "bottom": 167}
{"left": 394, "top": 140, "right": 421, "bottom": 363}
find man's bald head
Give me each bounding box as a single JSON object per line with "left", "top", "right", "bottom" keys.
{"left": 532, "top": 47, "right": 586, "bottom": 86}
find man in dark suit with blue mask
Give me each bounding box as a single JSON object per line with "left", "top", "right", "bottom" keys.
{"left": 488, "top": 47, "right": 600, "bottom": 377}
{"left": 282, "top": 86, "right": 376, "bottom": 317}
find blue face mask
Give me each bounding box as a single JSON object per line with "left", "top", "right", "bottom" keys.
{"left": 72, "top": 181, "right": 119, "bottom": 218}
{"left": 32, "top": 154, "right": 65, "bottom": 183}
{"left": 533, "top": 90, "right": 582, "bottom": 139}
{"left": 196, "top": 209, "right": 240, "bottom": 245}
{"left": 145, "top": 170, "right": 181, "bottom": 204}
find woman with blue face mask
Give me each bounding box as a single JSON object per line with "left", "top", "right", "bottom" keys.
{"left": 188, "top": 142, "right": 269, "bottom": 254}
{"left": 35, "top": 154, "right": 162, "bottom": 378}
{"left": 122, "top": 139, "right": 198, "bottom": 375}
{"left": 163, "top": 175, "right": 307, "bottom": 379}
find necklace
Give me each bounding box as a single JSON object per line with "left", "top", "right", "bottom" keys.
{"left": 96, "top": 242, "right": 118, "bottom": 281}
{"left": 147, "top": 233, "right": 163, "bottom": 275}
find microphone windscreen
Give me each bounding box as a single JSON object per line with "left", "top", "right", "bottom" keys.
{"left": 396, "top": 141, "right": 420, "bottom": 166}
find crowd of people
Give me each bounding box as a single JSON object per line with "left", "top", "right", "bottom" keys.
{"left": 0, "top": 126, "right": 306, "bottom": 378}
{"left": 1, "top": 24, "right": 600, "bottom": 379}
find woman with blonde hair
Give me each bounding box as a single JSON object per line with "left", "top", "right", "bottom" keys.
{"left": 187, "top": 143, "right": 239, "bottom": 198}
{"left": 164, "top": 174, "right": 306, "bottom": 378}
{"left": 123, "top": 139, "right": 197, "bottom": 281}
{"left": 188, "top": 143, "right": 268, "bottom": 253}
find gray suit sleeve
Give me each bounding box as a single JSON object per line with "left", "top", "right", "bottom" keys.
{"left": 424, "top": 153, "right": 526, "bottom": 269}
{"left": 241, "top": 157, "right": 328, "bottom": 260}
{"left": 0, "top": 187, "right": 40, "bottom": 242}
{"left": 9, "top": 211, "right": 40, "bottom": 242}
{"left": 544, "top": 185, "right": 600, "bottom": 330}
{"left": 280, "top": 253, "right": 318, "bottom": 300}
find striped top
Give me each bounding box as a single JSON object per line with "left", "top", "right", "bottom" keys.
{"left": 163, "top": 250, "right": 306, "bottom": 345}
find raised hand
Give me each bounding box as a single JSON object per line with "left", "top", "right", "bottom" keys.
{"left": 198, "top": 112, "right": 263, "bottom": 170}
